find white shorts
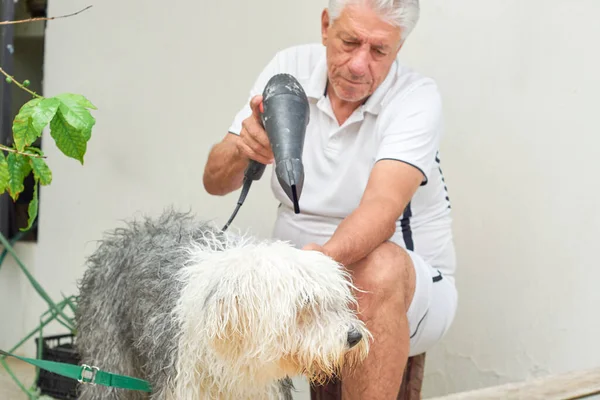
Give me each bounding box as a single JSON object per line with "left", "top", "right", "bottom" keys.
{"left": 406, "top": 250, "right": 457, "bottom": 356}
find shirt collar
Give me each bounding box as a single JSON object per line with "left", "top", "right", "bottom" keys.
{"left": 362, "top": 60, "right": 397, "bottom": 115}
{"left": 305, "top": 55, "right": 329, "bottom": 101}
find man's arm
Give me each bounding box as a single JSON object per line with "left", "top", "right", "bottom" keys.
{"left": 307, "top": 160, "right": 423, "bottom": 266}
{"left": 202, "top": 133, "right": 249, "bottom": 196}
{"left": 308, "top": 81, "right": 444, "bottom": 265}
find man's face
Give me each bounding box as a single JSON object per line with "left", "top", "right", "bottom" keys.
{"left": 321, "top": 4, "right": 403, "bottom": 103}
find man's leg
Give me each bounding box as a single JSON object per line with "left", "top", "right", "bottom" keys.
{"left": 341, "top": 241, "right": 416, "bottom": 400}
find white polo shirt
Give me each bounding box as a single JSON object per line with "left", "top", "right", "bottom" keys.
{"left": 229, "top": 43, "right": 456, "bottom": 276}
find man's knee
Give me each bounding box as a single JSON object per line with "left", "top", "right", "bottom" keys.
{"left": 350, "top": 241, "right": 416, "bottom": 313}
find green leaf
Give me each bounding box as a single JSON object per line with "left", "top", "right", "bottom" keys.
{"left": 33, "top": 98, "right": 60, "bottom": 128}
{"left": 30, "top": 157, "right": 52, "bottom": 185}
{"left": 0, "top": 152, "right": 8, "bottom": 195}
{"left": 22, "top": 180, "right": 38, "bottom": 231}
{"left": 54, "top": 93, "right": 97, "bottom": 132}
{"left": 6, "top": 153, "right": 32, "bottom": 201}
{"left": 12, "top": 98, "right": 42, "bottom": 151}
{"left": 48, "top": 94, "right": 96, "bottom": 164}
{"left": 58, "top": 93, "right": 97, "bottom": 110}
{"left": 49, "top": 110, "right": 89, "bottom": 164}
{"left": 13, "top": 98, "right": 60, "bottom": 152}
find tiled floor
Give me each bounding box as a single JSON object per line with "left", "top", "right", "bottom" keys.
{"left": 0, "top": 358, "right": 36, "bottom": 400}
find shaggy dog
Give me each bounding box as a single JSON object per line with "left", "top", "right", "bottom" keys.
{"left": 75, "top": 210, "right": 370, "bottom": 399}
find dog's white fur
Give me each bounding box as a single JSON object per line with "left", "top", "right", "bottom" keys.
{"left": 173, "top": 230, "right": 370, "bottom": 398}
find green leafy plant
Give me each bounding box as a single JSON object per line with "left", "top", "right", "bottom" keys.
{"left": 0, "top": 70, "right": 96, "bottom": 231}
{"left": 0, "top": 5, "right": 95, "bottom": 232}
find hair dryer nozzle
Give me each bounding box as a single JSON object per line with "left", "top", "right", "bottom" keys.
{"left": 276, "top": 158, "right": 303, "bottom": 214}
{"left": 261, "top": 74, "right": 310, "bottom": 213}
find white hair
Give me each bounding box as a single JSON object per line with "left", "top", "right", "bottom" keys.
{"left": 328, "top": 0, "right": 420, "bottom": 41}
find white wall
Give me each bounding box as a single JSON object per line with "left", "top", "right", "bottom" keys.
{"left": 0, "top": 242, "right": 37, "bottom": 353}
{"left": 399, "top": 0, "right": 600, "bottom": 397}
{"left": 1, "top": 0, "right": 599, "bottom": 398}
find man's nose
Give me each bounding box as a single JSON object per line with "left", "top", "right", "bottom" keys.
{"left": 347, "top": 47, "right": 369, "bottom": 78}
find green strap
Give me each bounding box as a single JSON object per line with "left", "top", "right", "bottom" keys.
{"left": 0, "top": 350, "right": 152, "bottom": 393}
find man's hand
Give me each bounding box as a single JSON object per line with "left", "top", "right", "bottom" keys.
{"left": 202, "top": 95, "right": 275, "bottom": 196}
{"left": 236, "top": 95, "right": 274, "bottom": 165}
{"left": 302, "top": 243, "right": 326, "bottom": 252}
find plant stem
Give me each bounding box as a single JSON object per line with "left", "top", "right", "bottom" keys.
{"left": 0, "top": 144, "right": 46, "bottom": 159}
{"left": 0, "top": 67, "right": 41, "bottom": 98}
{"left": 0, "top": 5, "right": 93, "bottom": 26}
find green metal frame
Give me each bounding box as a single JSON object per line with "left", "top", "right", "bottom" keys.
{"left": 0, "top": 229, "right": 78, "bottom": 399}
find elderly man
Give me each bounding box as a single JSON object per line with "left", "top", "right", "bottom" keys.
{"left": 203, "top": 0, "right": 457, "bottom": 398}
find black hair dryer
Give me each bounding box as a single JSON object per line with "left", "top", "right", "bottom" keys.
{"left": 222, "top": 73, "right": 310, "bottom": 231}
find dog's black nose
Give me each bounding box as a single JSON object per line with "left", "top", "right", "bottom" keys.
{"left": 347, "top": 329, "right": 363, "bottom": 348}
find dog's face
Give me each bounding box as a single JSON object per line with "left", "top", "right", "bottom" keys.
{"left": 268, "top": 244, "right": 371, "bottom": 385}
{"left": 176, "top": 239, "right": 370, "bottom": 387}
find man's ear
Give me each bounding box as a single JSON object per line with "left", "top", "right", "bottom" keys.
{"left": 321, "top": 9, "right": 331, "bottom": 46}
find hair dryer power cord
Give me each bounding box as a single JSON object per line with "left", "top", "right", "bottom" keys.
{"left": 221, "top": 177, "right": 253, "bottom": 232}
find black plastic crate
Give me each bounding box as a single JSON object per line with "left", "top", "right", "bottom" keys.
{"left": 34, "top": 333, "right": 81, "bottom": 399}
